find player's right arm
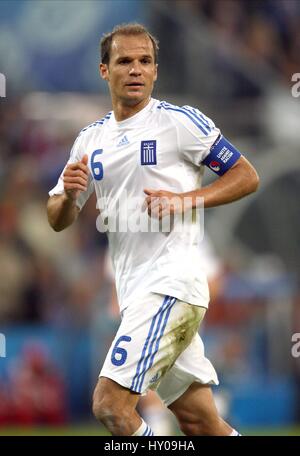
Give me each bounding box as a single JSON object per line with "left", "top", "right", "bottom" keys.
{"left": 47, "top": 154, "right": 89, "bottom": 231}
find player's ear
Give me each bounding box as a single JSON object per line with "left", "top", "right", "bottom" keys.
{"left": 100, "top": 63, "right": 109, "bottom": 81}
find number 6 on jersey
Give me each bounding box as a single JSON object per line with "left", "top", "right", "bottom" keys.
{"left": 91, "top": 149, "right": 104, "bottom": 181}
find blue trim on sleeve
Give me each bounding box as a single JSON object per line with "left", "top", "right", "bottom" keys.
{"left": 79, "top": 112, "right": 112, "bottom": 135}
{"left": 182, "top": 105, "right": 212, "bottom": 132}
{"left": 158, "top": 101, "right": 210, "bottom": 136}
{"left": 202, "top": 135, "right": 241, "bottom": 176}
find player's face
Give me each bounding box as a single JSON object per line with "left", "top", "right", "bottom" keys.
{"left": 100, "top": 34, "right": 158, "bottom": 107}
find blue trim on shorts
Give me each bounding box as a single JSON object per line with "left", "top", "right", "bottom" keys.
{"left": 136, "top": 297, "right": 176, "bottom": 392}
{"left": 130, "top": 295, "right": 169, "bottom": 391}
{"left": 131, "top": 295, "right": 177, "bottom": 393}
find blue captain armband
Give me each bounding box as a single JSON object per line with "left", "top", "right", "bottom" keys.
{"left": 202, "top": 135, "right": 241, "bottom": 176}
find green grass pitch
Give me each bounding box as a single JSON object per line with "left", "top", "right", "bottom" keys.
{"left": 0, "top": 424, "right": 299, "bottom": 436}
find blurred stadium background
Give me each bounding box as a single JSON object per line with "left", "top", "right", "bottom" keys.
{"left": 1, "top": 0, "right": 300, "bottom": 436}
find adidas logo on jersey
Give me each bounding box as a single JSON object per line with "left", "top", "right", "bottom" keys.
{"left": 117, "top": 135, "right": 129, "bottom": 147}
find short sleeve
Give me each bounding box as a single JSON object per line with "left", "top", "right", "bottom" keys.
{"left": 48, "top": 134, "right": 94, "bottom": 211}
{"left": 173, "top": 105, "right": 220, "bottom": 166}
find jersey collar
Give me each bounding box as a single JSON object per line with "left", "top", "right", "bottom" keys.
{"left": 111, "top": 98, "right": 157, "bottom": 127}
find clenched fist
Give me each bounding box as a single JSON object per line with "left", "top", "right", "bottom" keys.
{"left": 63, "top": 154, "right": 89, "bottom": 201}
{"left": 143, "top": 188, "right": 186, "bottom": 220}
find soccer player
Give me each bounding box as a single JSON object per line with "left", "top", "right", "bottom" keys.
{"left": 47, "top": 23, "right": 259, "bottom": 436}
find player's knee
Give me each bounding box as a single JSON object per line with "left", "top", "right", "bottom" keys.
{"left": 92, "top": 395, "right": 106, "bottom": 422}
{"left": 92, "top": 394, "right": 119, "bottom": 427}
{"left": 92, "top": 387, "right": 129, "bottom": 429}
{"left": 93, "top": 398, "right": 134, "bottom": 434}
{"left": 92, "top": 387, "right": 113, "bottom": 423}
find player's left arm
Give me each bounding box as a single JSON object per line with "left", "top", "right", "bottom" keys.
{"left": 144, "top": 155, "right": 259, "bottom": 217}
{"left": 186, "top": 154, "right": 259, "bottom": 208}
{"left": 144, "top": 108, "right": 259, "bottom": 217}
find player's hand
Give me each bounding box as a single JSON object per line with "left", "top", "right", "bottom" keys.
{"left": 63, "top": 154, "right": 89, "bottom": 201}
{"left": 143, "top": 188, "right": 185, "bottom": 220}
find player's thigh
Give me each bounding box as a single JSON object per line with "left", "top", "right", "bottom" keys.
{"left": 168, "top": 382, "right": 219, "bottom": 423}
{"left": 99, "top": 293, "right": 204, "bottom": 395}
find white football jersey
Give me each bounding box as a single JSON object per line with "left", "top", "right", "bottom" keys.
{"left": 49, "top": 98, "right": 221, "bottom": 311}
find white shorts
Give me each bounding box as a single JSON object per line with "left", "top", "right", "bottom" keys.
{"left": 100, "top": 293, "right": 218, "bottom": 406}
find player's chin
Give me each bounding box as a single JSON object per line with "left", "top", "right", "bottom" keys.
{"left": 125, "top": 88, "right": 144, "bottom": 98}
{"left": 124, "top": 91, "right": 146, "bottom": 105}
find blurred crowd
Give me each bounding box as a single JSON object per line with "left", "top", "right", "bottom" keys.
{"left": 182, "top": 0, "right": 300, "bottom": 83}
{"left": 0, "top": 100, "right": 108, "bottom": 327}
{"left": 152, "top": 0, "right": 300, "bottom": 103}
{"left": 0, "top": 342, "right": 67, "bottom": 425}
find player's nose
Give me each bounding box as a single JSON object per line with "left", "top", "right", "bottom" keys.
{"left": 129, "top": 62, "right": 142, "bottom": 75}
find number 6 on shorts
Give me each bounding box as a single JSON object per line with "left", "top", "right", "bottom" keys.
{"left": 111, "top": 335, "right": 132, "bottom": 366}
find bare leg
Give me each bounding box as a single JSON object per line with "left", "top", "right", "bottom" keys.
{"left": 169, "top": 382, "right": 234, "bottom": 436}
{"left": 93, "top": 377, "right": 141, "bottom": 435}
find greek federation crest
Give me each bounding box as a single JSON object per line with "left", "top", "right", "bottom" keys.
{"left": 141, "top": 140, "right": 157, "bottom": 165}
